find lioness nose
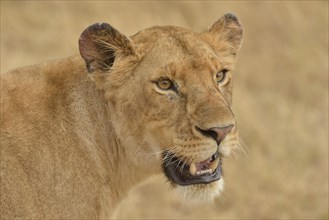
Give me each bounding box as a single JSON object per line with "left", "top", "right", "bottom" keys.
{"left": 196, "top": 124, "right": 234, "bottom": 145}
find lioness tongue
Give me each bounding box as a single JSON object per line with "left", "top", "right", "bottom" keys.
{"left": 189, "top": 156, "right": 220, "bottom": 176}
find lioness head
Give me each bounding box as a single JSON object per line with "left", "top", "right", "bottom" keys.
{"left": 79, "top": 13, "right": 243, "bottom": 203}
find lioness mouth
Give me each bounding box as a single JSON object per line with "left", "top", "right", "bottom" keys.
{"left": 162, "top": 151, "right": 221, "bottom": 186}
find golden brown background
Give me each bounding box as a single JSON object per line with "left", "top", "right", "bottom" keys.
{"left": 1, "top": 1, "right": 328, "bottom": 219}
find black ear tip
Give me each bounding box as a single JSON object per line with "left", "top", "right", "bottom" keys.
{"left": 100, "top": 23, "right": 112, "bottom": 29}
{"left": 224, "top": 13, "right": 239, "bottom": 23}
{"left": 82, "top": 22, "right": 112, "bottom": 33}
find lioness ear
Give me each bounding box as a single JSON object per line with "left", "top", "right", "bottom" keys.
{"left": 202, "top": 13, "right": 243, "bottom": 57}
{"left": 79, "top": 23, "right": 135, "bottom": 73}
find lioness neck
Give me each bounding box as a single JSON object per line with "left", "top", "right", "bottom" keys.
{"left": 0, "top": 56, "right": 153, "bottom": 218}
{"left": 60, "top": 56, "right": 155, "bottom": 216}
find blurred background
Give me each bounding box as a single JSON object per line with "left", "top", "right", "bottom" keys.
{"left": 1, "top": 1, "right": 328, "bottom": 219}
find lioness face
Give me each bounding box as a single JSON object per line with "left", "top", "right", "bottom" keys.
{"left": 79, "top": 13, "right": 243, "bottom": 202}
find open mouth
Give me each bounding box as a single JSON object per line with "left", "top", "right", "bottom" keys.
{"left": 162, "top": 151, "right": 221, "bottom": 186}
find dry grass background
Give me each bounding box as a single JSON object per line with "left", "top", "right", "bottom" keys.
{"left": 1, "top": 1, "right": 328, "bottom": 219}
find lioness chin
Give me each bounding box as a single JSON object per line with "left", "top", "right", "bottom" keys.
{"left": 0, "top": 13, "right": 243, "bottom": 219}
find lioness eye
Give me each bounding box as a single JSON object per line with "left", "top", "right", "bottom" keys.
{"left": 216, "top": 69, "right": 228, "bottom": 83}
{"left": 156, "top": 78, "right": 174, "bottom": 90}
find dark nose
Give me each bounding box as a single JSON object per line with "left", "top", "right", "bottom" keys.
{"left": 196, "top": 124, "right": 234, "bottom": 145}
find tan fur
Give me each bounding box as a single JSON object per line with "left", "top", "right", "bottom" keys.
{"left": 1, "top": 14, "right": 243, "bottom": 219}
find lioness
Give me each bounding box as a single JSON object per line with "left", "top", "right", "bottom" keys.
{"left": 0, "top": 13, "right": 243, "bottom": 219}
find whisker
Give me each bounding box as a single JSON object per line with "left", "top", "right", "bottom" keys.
{"left": 165, "top": 157, "right": 180, "bottom": 168}
{"left": 238, "top": 137, "right": 251, "bottom": 159}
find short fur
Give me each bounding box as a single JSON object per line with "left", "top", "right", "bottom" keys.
{"left": 0, "top": 13, "right": 243, "bottom": 219}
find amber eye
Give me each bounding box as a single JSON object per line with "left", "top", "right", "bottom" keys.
{"left": 216, "top": 69, "right": 228, "bottom": 83}
{"left": 156, "top": 78, "right": 174, "bottom": 90}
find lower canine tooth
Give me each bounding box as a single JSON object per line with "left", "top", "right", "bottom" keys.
{"left": 189, "top": 163, "right": 197, "bottom": 176}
